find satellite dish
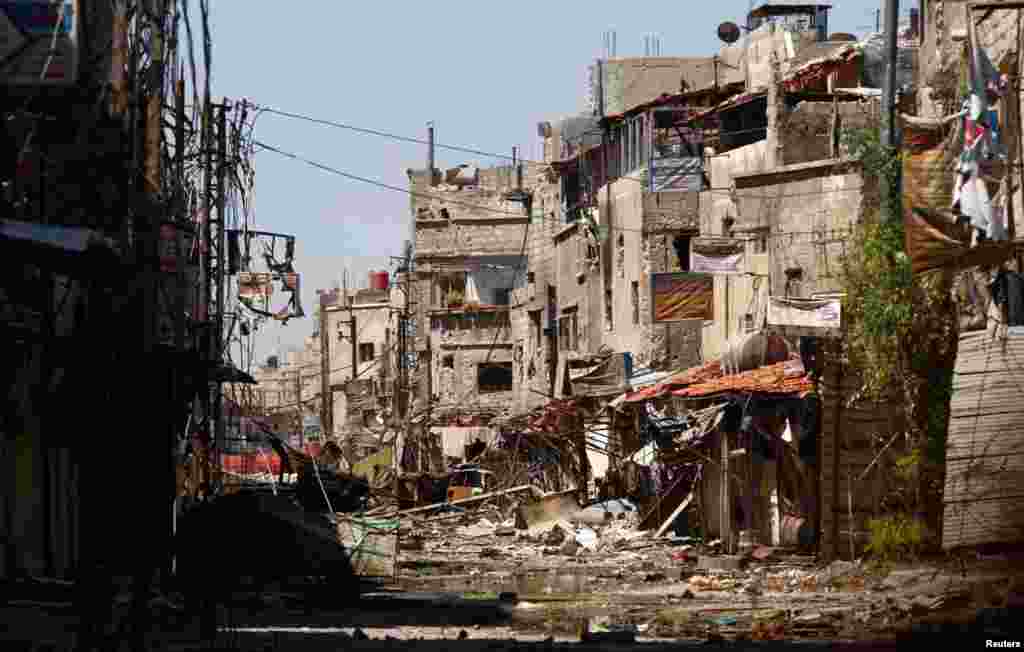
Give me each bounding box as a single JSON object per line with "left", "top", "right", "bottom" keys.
{"left": 717, "top": 21, "right": 741, "bottom": 44}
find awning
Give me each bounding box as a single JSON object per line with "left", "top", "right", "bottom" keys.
{"left": 570, "top": 352, "right": 631, "bottom": 398}
{"left": 672, "top": 358, "right": 812, "bottom": 398}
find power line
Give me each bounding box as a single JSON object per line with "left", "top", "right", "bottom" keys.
{"left": 253, "top": 139, "right": 866, "bottom": 234}
{"left": 252, "top": 104, "right": 521, "bottom": 163}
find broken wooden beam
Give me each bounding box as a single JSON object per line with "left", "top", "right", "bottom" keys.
{"left": 391, "top": 484, "right": 537, "bottom": 517}
{"left": 654, "top": 489, "right": 695, "bottom": 539}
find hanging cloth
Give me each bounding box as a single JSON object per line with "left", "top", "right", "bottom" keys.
{"left": 464, "top": 273, "right": 481, "bottom": 311}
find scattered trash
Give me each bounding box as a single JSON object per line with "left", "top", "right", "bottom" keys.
{"left": 751, "top": 546, "right": 775, "bottom": 561}
{"left": 644, "top": 572, "right": 667, "bottom": 583}
{"left": 751, "top": 620, "right": 786, "bottom": 640}
{"left": 709, "top": 615, "right": 737, "bottom": 626}
{"left": 544, "top": 524, "right": 568, "bottom": 546}
{"left": 575, "top": 527, "right": 599, "bottom": 552}
{"left": 671, "top": 545, "right": 695, "bottom": 562}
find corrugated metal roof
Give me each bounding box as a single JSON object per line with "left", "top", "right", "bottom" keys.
{"left": 628, "top": 367, "right": 668, "bottom": 389}
{"left": 942, "top": 330, "right": 1024, "bottom": 550}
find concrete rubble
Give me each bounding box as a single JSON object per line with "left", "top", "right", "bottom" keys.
{"left": 392, "top": 505, "right": 1024, "bottom": 643}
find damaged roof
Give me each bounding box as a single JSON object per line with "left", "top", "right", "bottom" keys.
{"left": 672, "top": 358, "right": 813, "bottom": 398}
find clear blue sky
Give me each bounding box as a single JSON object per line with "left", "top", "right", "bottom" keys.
{"left": 207, "top": 0, "right": 909, "bottom": 365}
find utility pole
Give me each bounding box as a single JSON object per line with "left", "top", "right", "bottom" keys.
{"left": 880, "top": 0, "right": 900, "bottom": 224}
{"left": 214, "top": 102, "right": 229, "bottom": 474}
{"left": 320, "top": 292, "right": 332, "bottom": 445}
{"left": 294, "top": 365, "right": 304, "bottom": 448}
{"left": 348, "top": 307, "right": 358, "bottom": 464}
{"left": 427, "top": 122, "right": 436, "bottom": 186}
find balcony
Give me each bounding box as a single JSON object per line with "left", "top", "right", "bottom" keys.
{"left": 430, "top": 311, "right": 512, "bottom": 348}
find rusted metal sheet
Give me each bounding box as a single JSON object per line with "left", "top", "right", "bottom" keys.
{"left": 943, "top": 331, "right": 1024, "bottom": 550}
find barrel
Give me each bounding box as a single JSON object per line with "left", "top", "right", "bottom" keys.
{"left": 369, "top": 271, "right": 389, "bottom": 291}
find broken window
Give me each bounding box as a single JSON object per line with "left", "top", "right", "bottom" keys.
{"left": 477, "top": 362, "right": 513, "bottom": 393}
{"left": 719, "top": 97, "right": 767, "bottom": 153}
{"left": 442, "top": 354, "right": 455, "bottom": 369}
{"left": 632, "top": 281, "right": 640, "bottom": 325}
{"left": 359, "top": 342, "right": 375, "bottom": 363}
{"left": 673, "top": 234, "right": 692, "bottom": 271}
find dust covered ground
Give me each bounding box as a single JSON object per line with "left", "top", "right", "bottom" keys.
{"left": 4, "top": 511, "right": 1024, "bottom": 650}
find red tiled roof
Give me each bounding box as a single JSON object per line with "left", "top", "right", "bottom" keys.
{"left": 672, "top": 359, "right": 813, "bottom": 398}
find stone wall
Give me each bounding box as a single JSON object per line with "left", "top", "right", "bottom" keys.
{"left": 779, "top": 99, "right": 879, "bottom": 167}
{"left": 408, "top": 161, "right": 543, "bottom": 419}
{"left": 734, "top": 159, "right": 869, "bottom": 300}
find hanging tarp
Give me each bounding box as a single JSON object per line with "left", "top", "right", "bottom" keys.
{"left": 906, "top": 206, "right": 1016, "bottom": 275}
{"left": 651, "top": 272, "right": 713, "bottom": 323}
{"left": 464, "top": 273, "right": 481, "bottom": 311}
{"left": 902, "top": 117, "right": 957, "bottom": 219}
{"left": 571, "top": 352, "right": 630, "bottom": 398}
{"left": 767, "top": 297, "right": 842, "bottom": 337}
{"left": 691, "top": 239, "right": 744, "bottom": 275}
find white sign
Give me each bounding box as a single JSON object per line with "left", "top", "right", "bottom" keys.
{"left": 767, "top": 297, "right": 842, "bottom": 335}
{"left": 691, "top": 251, "right": 744, "bottom": 274}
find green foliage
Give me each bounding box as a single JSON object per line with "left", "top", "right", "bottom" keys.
{"left": 839, "top": 126, "right": 958, "bottom": 538}
{"left": 865, "top": 514, "right": 924, "bottom": 562}
{"left": 839, "top": 127, "right": 913, "bottom": 397}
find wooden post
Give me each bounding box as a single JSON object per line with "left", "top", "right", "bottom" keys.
{"left": 721, "top": 430, "right": 731, "bottom": 552}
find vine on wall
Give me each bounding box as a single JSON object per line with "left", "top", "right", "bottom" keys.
{"left": 838, "top": 126, "right": 957, "bottom": 550}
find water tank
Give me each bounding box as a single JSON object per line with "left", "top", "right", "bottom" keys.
{"left": 721, "top": 332, "right": 790, "bottom": 374}
{"left": 369, "top": 271, "right": 389, "bottom": 291}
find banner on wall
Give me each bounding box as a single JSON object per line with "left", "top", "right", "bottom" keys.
{"left": 766, "top": 296, "right": 842, "bottom": 337}
{"left": 691, "top": 240, "right": 745, "bottom": 274}
{"left": 651, "top": 272, "right": 714, "bottom": 323}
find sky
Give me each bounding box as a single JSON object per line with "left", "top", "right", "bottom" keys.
{"left": 207, "top": 0, "right": 913, "bottom": 366}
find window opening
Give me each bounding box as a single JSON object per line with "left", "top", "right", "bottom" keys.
{"left": 359, "top": 342, "right": 375, "bottom": 362}
{"left": 632, "top": 281, "right": 640, "bottom": 325}
{"left": 477, "top": 362, "right": 513, "bottom": 393}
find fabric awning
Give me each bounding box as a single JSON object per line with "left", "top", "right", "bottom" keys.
{"left": 571, "top": 353, "right": 630, "bottom": 398}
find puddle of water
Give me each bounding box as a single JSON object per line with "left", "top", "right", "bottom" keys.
{"left": 399, "top": 570, "right": 597, "bottom": 597}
